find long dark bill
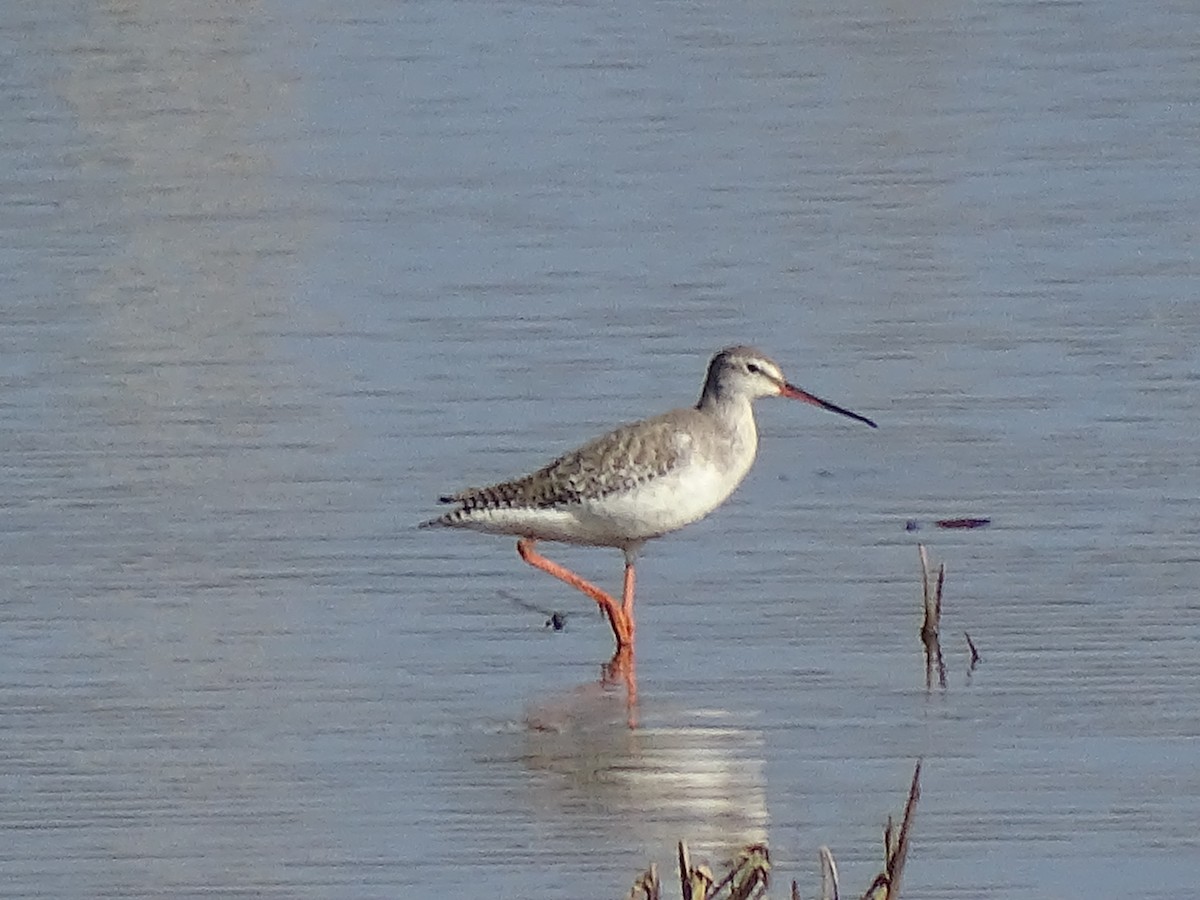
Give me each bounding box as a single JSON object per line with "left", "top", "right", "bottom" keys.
{"left": 780, "top": 382, "right": 877, "bottom": 428}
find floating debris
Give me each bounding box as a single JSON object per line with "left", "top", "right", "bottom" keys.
{"left": 904, "top": 517, "right": 991, "bottom": 532}
{"left": 934, "top": 517, "right": 990, "bottom": 530}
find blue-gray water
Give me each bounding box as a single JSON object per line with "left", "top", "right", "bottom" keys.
{"left": 3, "top": 1, "right": 1198, "bottom": 898}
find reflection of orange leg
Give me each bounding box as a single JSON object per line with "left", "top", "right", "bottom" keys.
{"left": 601, "top": 644, "right": 638, "bottom": 728}
{"left": 517, "top": 540, "right": 633, "bottom": 649}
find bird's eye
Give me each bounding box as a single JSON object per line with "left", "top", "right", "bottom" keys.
{"left": 746, "top": 363, "right": 762, "bottom": 375}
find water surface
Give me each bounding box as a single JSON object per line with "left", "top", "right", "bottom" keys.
{"left": 2, "top": 1, "right": 1198, "bottom": 898}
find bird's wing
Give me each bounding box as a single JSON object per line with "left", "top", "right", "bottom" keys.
{"left": 438, "top": 410, "right": 696, "bottom": 511}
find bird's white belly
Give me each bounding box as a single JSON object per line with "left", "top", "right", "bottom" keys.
{"left": 575, "top": 459, "right": 747, "bottom": 544}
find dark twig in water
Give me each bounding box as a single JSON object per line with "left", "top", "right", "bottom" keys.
{"left": 917, "top": 545, "right": 947, "bottom": 690}
{"left": 965, "top": 631, "right": 981, "bottom": 671}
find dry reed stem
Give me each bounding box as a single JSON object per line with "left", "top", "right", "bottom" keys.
{"left": 628, "top": 862, "right": 661, "bottom": 900}
{"left": 818, "top": 846, "right": 839, "bottom": 900}
{"left": 856, "top": 759, "right": 922, "bottom": 900}
{"left": 722, "top": 843, "right": 770, "bottom": 900}
{"left": 631, "top": 765, "right": 924, "bottom": 899}
{"left": 884, "top": 759, "right": 922, "bottom": 899}
{"left": 675, "top": 841, "right": 771, "bottom": 900}
{"left": 678, "top": 841, "right": 712, "bottom": 900}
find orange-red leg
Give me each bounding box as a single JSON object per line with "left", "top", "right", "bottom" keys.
{"left": 516, "top": 539, "right": 634, "bottom": 649}
{"left": 622, "top": 558, "right": 636, "bottom": 620}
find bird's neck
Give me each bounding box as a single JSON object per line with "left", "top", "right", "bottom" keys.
{"left": 696, "top": 390, "right": 758, "bottom": 447}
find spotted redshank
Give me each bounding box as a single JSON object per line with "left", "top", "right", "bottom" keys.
{"left": 421, "top": 345, "right": 876, "bottom": 653}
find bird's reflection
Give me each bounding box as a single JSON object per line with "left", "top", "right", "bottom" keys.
{"left": 603, "top": 645, "right": 638, "bottom": 726}
{"left": 520, "top": 680, "right": 767, "bottom": 864}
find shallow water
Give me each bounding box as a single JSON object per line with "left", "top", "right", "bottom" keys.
{"left": 3, "top": 0, "right": 1199, "bottom": 897}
